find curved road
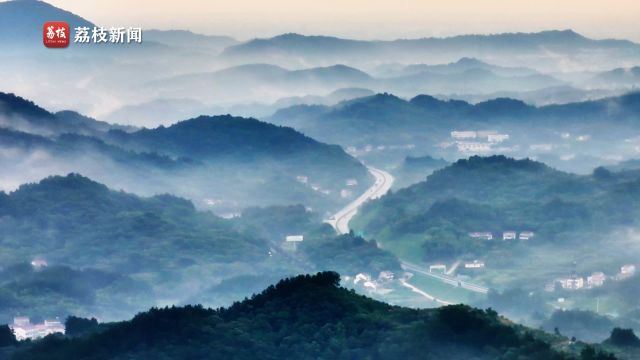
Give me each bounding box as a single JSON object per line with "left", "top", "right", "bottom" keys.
{"left": 326, "top": 166, "right": 488, "bottom": 303}
{"left": 325, "top": 166, "right": 394, "bottom": 234}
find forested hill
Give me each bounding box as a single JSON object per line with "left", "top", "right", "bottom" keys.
{"left": 0, "top": 173, "right": 267, "bottom": 271}
{"left": 9, "top": 272, "right": 614, "bottom": 360}
{"left": 107, "top": 114, "right": 363, "bottom": 167}
{"left": 352, "top": 155, "right": 640, "bottom": 260}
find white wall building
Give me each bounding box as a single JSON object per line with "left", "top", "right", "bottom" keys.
{"left": 456, "top": 142, "right": 491, "bottom": 153}
{"left": 587, "top": 272, "right": 606, "bottom": 287}
{"left": 469, "top": 232, "right": 493, "bottom": 240}
{"left": 619, "top": 264, "right": 636, "bottom": 279}
{"left": 502, "top": 231, "right": 517, "bottom": 240}
{"left": 464, "top": 260, "right": 485, "bottom": 269}
{"left": 519, "top": 231, "right": 535, "bottom": 240}
{"left": 558, "top": 277, "right": 585, "bottom": 290}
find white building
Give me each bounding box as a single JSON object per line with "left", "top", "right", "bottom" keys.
{"left": 464, "top": 260, "right": 485, "bottom": 269}
{"left": 354, "top": 273, "right": 371, "bottom": 284}
{"left": 429, "top": 264, "right": 447, "bottom": 273}
{"left": 282, "top": 235, "right": 304, "bottom": 252}
{"left": 456, "top": 142, "right": 491, "bottom": 153}
{"left": 286, "top": 235, "right": 304, "bottom": 242}
{"left": 9, "top": 317, "right": 65, "bottom": 341}
{"left": 30, "top": 259, "right": 48, "bottom": 269}
{"left": 469, "top": 232, "right": 493, "bottom": 240}
{"left": 296, "top": 175, "right": 308, "bottom": 184}
{"left": 558, "top": 277, "right": 585, "bottom": 290}
{"left": 519, "top": 231, "right": 535, "bottom": 240}
{"left": 451, "top": 131, "right": 477, "bottom": 139}
{"left": 619, "top": 264, "right": 636, "bottom": 279}
{"left": 587, "top": 272, "right": 606, "bottom": 287}
{"left": 502, "top": 231, "right": 517, "bottom": 240}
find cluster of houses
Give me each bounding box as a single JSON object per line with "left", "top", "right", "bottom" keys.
{"left": 450, "top": 130, "right": 510, "bottom": 153}
{"left": 9, "top": 317, "right": 65, "bottom": 341}
{"left": 469, "top": 231, "right": 535, "bottom": 241}
{"left": 549, "top": 264, "right": 636, "bottom": 291}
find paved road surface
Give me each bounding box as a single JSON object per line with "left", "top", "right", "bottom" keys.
{"left": 400, "top": 279, "right": 453, "bottom": 305}
{"left": 325, "top": 166, "right": 394, "bottom": 234}
{"left": 402, "top": 261, "right": 490, "bottom": 294}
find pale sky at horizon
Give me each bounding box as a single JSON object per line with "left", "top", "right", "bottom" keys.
{"left": 14, "top": 0, "right": 640, "bottom": 42}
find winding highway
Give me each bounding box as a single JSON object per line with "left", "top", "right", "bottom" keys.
{"left": 326, "top": 165, "right": 489, "bottom": 303}
{"left": 325, "top": 166, "right": 394, "bottom": 234}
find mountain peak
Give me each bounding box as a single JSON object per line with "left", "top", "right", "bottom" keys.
{"left": 453, "top": 57, "right": 487, "bottom": 66}
{"left": 14, "top": 173, "right": 110, "bottom": 197}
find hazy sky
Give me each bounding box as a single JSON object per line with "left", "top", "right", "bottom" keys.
{"left": 32, "top": 0, "right": 640, "bottom": 41}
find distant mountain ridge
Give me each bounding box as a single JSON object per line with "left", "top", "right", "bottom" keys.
{"left": 0, "top": 92, "right": 130, "bottom": 136}
{"left": 0, "top": 92, "right": 371, "bottom": 213}
{"left": 222, "top": 30, "right": 640, "bottom": 71}
{"left": 0, "top": 0, "right": 94, "bottom": 45}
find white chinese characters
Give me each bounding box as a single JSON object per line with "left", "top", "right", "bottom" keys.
{"left": 46, "top": 25, "right": 66, "bottom": 40}
{"left": 73, "top": 26, "right": 142, "bottom": 44}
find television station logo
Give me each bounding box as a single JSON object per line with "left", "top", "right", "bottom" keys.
{"left": 43, "top": 22, "right": 143, "bottom": 48}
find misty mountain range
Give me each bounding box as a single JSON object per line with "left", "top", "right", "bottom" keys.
{"left": 0, "top": 92, "right": 370, "bottom": 214}
{"left": 2, "top": 0, "right": 640, "bottom": 122}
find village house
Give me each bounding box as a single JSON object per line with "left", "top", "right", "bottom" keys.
{"left": 469, "top": 232, "right": 493, "bottom": 240}
{"left": 456, "top": 142, "right": 492, "bottom": 153}
{"left": 282, "top": 235, "right": 304, "bottom": 252}
{"left": 558, "top": 277, "right": 585, "bottom": 290}
{"left": 30, "top": 259, "right": 48, "bottom": 269}
{"left": 464, "top": 260, "right": 485, "bottom": 269}
{"left": 502, "top": 231, "right": 517, "bottom": 240}
{"left": 617, "top": 264, "right": 636, "bottom": 279}
{"left": 519, "top": 231, "right": 535, "bottom": 240}
{"left": 378, "top": 271, "right": 395, "bottom": 282}
{"left": 587, "top": 272, "right": 606, "bottom": 287}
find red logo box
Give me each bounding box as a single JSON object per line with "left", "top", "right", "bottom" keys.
{"left": 43, "top": 22, "right": 70, "bottom": 48}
